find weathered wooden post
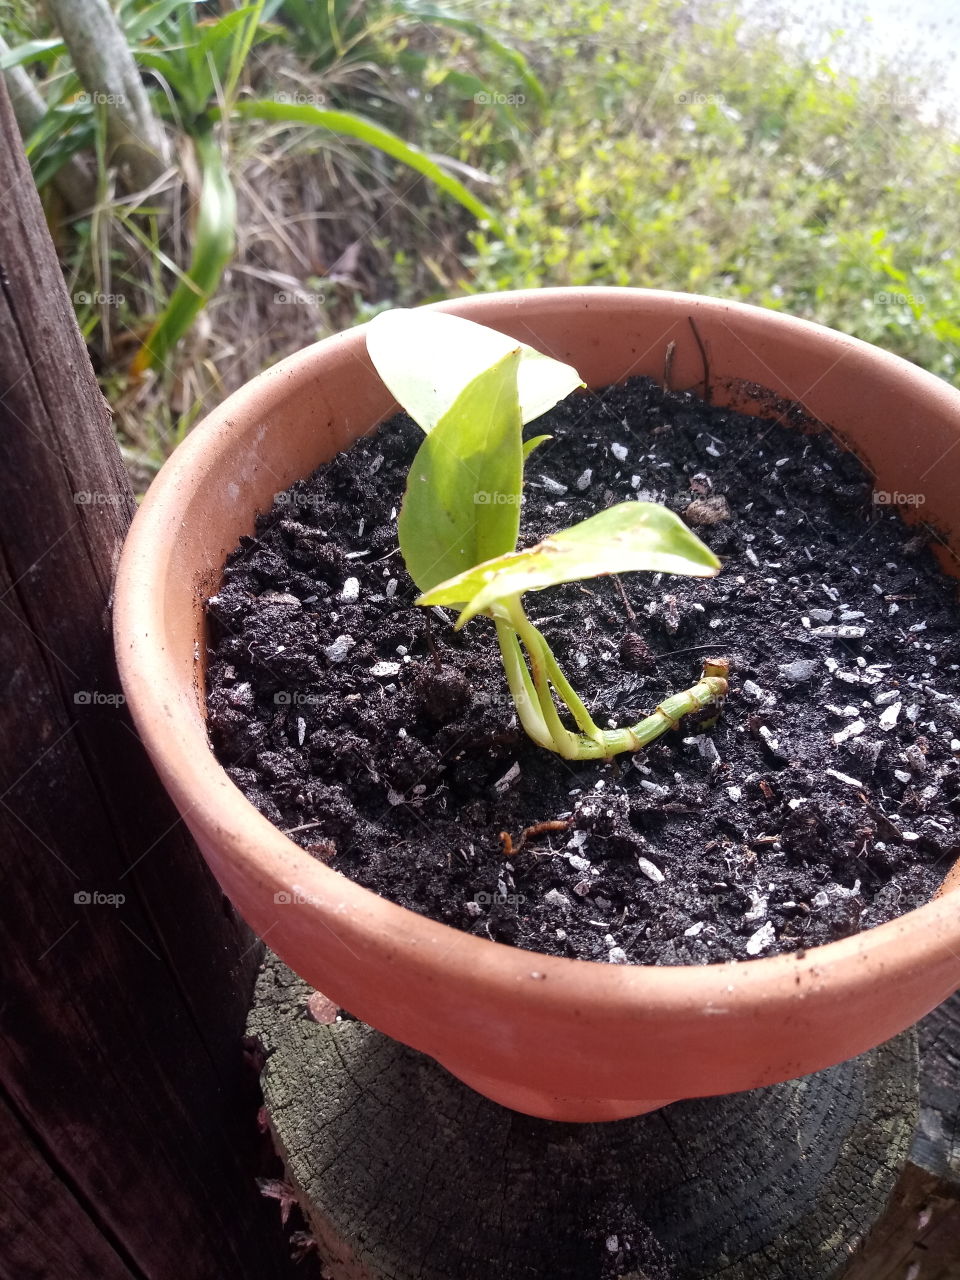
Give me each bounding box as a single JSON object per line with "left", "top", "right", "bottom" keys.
{"left": 0, "top": 78, "right": 294, "bottom": 1279}
{"left": 249, "top": 953, "right": 944, "bottom": 1280}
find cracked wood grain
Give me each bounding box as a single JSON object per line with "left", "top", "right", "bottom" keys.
{"left": 250, "top": 950, "right": 921, "bottom": 1280}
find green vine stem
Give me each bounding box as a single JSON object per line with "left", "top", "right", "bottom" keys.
{"left": 495, "top": 595, "right": 729, "bottom": 760}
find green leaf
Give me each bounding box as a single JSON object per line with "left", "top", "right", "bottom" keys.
{"left": 395, "top": 2, "right": 547, "bottom": 107}
{"left": 227, "top": 99, "right": 503, "bottom": 233}
{"left": 366, "top": 309, "right": 583, "bottom": 434}
{"left": 0, "top": 37, "right": 65, "bottom": 70}
{"left": 419, "top": 502, "right": 722, "bottom": 626}
{"left": 398, "top": 349, "right": 524, "bottom": 595}
{"left": 122, "top": 0, "right": 201, "bottom": 43}
{"left": 522, "top": 434, "right": 552, "bottom": 460}
{"left": 131, "top": 132, "right": 236, "bottom": 375}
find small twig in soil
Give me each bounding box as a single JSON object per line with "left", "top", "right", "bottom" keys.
{"left": 500, "top": 818, "right": 573, "bottom": 858}
{"left": 687, "top": 315, "right": 712, "bottom": 402}
{"left": 613, "top": 574, "right": 636, "bottom": 623}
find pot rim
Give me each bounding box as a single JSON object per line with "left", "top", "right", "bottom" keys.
{"left": 114, "top": 286, "right": 960, "bottom": 1020}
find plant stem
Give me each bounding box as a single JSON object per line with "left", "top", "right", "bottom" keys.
{"left": 496, "top": 595, "right": 729, "bottom": 760}
{"left": 494, "top": 618, "right": 554, "bottom": 752}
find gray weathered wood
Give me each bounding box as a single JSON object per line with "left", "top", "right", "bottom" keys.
{"left": 249, "top": 950, "right": 918, "bottom": 1280}
{"left": 843, "top": 990, "right": 960, "bottom": 1280}
{"left": 0, "top": 75, "right": 294, "bottom": 1280}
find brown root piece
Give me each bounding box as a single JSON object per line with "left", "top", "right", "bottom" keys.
{"left": 501, "top": 818, "right": 573, "bottom": 859}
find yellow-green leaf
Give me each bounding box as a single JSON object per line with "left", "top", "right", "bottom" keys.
{"left": 398, "top": 349, "right": 524, "bottom": 594}
{"left": 419, "top": 502, "right": 721, "bottom": 626}
{"left": 366, "top": 308, "right": 583, "bottom": 434}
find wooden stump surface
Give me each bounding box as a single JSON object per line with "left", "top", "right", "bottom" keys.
{"left": 249, "top": 951, "right": 943, "bottom": 1280}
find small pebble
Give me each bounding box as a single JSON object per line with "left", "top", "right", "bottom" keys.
{"left": 341, "top": 577, "right": 360, "bottom": 602}
{"left": 832, "top": 719, "right": 866, "bottom": 744}
{"left": 323, "top": 634, "right": 356, "bottom": 663}
{"left": 780, "top": 658, "right": 818, "bottom": 684}
{"left": 637, "top": 857, "right": 665, "bottom": 884}
{"left": 810, "top": 624, "right": 867, "bottom": 639}
{"left": 745, "top": 891, "right": 768, "bottom": 923}
{"left": 879, "top": 702, "right": 902, "bottom": 731}
{"left": 370, "top": 660, "right": 401, "bottom": 677}
{"left": 746, "top": 921, "right": 776, "bottom": 955}
{"left": 261, "top": 591, "right": 301, "bottom": 608}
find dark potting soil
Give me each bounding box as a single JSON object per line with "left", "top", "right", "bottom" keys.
{"left": 205, "top": 378, "right": 960, "bottom": 967}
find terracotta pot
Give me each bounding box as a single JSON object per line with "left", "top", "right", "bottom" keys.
{"left": 114, "top": 288, "right": 960, "bottom": 1122}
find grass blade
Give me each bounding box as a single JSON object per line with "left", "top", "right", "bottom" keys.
{"left": 131, "top": 131, "right": 236, "bottom": 375}
{"left": 229, "top": 97, "right": 502, "bottom": 232}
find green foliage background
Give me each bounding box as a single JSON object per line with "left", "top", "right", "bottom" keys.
{"left": 453, "top": 0, "right": 960, "bottom": 385}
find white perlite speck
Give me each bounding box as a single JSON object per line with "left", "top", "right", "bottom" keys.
{"left": 879, "top": 702, "right": 902, "bottom": 731}
{"left": 610, "top": 443, "right": 629, "bottom": 461}
{"left": 826, "top": 768, "right": 863, "bottom": 788}
{"left": 637, "top": 857, "right": 665, "bottom": 884}
{"left": 385, "top": 578, "right": 398, "bottom": 598}
{"left": 324, "top": 634, "right": 355, "bottom": 663}
{"left": 744, "top": 891, "right": 768, "bottom": 923}
{"left": 608, "top": 947, "right": 628, "bottom": 964}
{"left": 832, "top": 719, "right": 866, "bottom": 745}
{"left": 341, "top": 576, "right": 360, "bottom": 602}
{"left": 370, "top": 660, "right": 401, "bottom": 678}
{"left": 576, "top": 468, "right": 593, "bottom": 491}
{"left": 810, "top": 624, "right": 867, "bottom": 639}
{"left": 746, "top": 921, "right": 776, "bottom": 956}
{"left": 539, "top": 475, "right": 568, "bottom": 495}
